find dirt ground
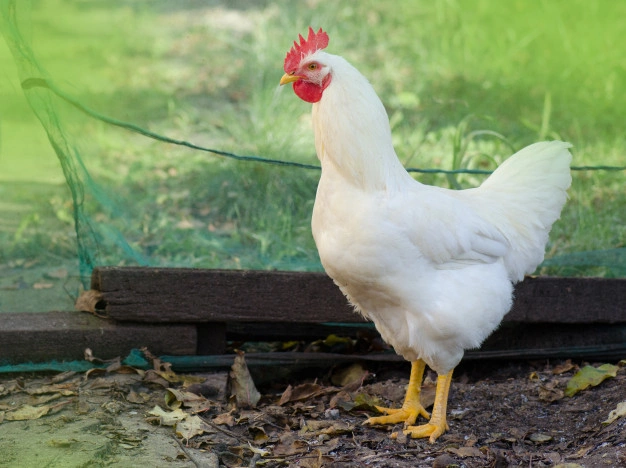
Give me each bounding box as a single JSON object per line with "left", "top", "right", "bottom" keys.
{"left": 1, "top": 351, "right": 625, "bottom": 468}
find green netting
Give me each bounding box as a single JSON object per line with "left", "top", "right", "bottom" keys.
{"left": 1, "top": 1, "right": 624, "bottom": 313}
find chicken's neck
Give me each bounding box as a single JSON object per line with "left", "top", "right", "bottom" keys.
{"left": 311, "top": 55, "right": 413, "bottom": 192}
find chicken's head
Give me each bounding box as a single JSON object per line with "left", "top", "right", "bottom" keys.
{"left": 280, "top": 27, "right": 331, "bottom": 103}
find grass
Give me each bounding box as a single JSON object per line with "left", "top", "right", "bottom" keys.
{"left": 0, "top": 0, "right": 624, "bottom": 286}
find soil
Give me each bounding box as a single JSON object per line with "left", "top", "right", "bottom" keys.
{"left": 1, "top": 356, "right": 625, "bottom": 468}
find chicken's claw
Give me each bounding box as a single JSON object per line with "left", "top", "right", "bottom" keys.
{"left": 404, "top": 369, "right": 454, "bottom": 443}
{"left": 404, "top": 419, "right": 449, "bottom": 443}
{"left": 364, "top": 360, "right": 430, "bottom": 427}
{"left": 365, "top": 402, "right": 430, "bottom": 426}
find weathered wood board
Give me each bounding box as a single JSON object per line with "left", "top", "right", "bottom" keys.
{"left": 1, "top": 268, "right": 625, "bottom": 366}
{"left": 0, "top": 311, "right": 197, "bottom": 364}
{"left": 90, "top": 267, "right": 626, "bottom": 324}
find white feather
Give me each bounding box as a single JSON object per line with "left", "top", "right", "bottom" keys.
{"left": 308, "top": 51, "right": 571, "bottom": 374}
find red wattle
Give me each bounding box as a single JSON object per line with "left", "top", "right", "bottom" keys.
{"left": 293, "top": 75, "right": 332, "bottom": 103}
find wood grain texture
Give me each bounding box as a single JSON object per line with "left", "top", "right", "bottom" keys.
{"left": 91, "top": 267, "right": 626, "bottom": 324}
{"left": 0, "top": 311, "right": 197, "bottom": 363}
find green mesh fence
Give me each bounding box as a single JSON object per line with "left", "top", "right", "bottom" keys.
{"left": 1, "top": 1, "right": 624, "bottom": 313}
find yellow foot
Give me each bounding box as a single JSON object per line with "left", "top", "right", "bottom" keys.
{"left": 364, "top": 360, "right": 430, "bottom": 427}
{"left": 405, "top": 420, "right": 449, "bottom": 443}
{"left": 404, "top": 369, "right": 454, "bottom": 443}
{"left": 365, "top": 402, "right": 430, "bottom": 427}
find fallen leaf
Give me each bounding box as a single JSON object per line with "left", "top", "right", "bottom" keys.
{"left": 301, "top": 419, "right": 352, "bottom": 436}
{"left": 603, "top": 401, "right": 626, "bottom": 425}
{"left": 278, "top": 383, "right": 325, "bottom": 405}
{"left": 148, "top": 406, "right": 187, "bottom": 426}
{"left": 213, "top": 410, "right": 235, "bottom": 426}
{"left": 538, "top": 380, "right": 565, "bottom": 402}
{"left": 529, "top": 432, "right": 553, "bottom": 443}
{"left": 352, "top": 392, "right": 383, "bottom": 411}
{"left": 143, "top": 370, "right": 170, "bottom": 388}
{"left": 331, "top": 363, "right": 367, "bottom": 387}
{"left": 330, "top": 390, "right": 354, "bottom": 410}
{"left": 298, "top": 449, "right": 331, "bottom": 468}
{"left": 565, "top": 364, "right": 618, "bottom": 397}
{"left": 552, "top": 359, "right": 576, "bottom": 375}
{"left": 249, "top": 425, "right": 269, "bottom": 443}
{"left": 273, "top": 434, "right": 309, "bottom": 456}
{"left": 447, "top": 446, "right": 484, "bottom": 458}
{"left": 33, "top": 282, "right": 54, "bottom": 289}
{"left": 5, "top": 404, "right": 50, "bottom": 421}
{"left": 25, "top": 384, "right": 76, "bottom": 396}
{"left": 175, "top": 415, "right": 206, "bottom": 443}
{"left": 248, "top": 442, "right": 270, "bottom": 456}
{"left": 567, "top": 445, "right": 594, "bottom": 460}
{"left": 165, "top": 388, "right": 209, "bottom": 412}
{"left": 229, "top": 351, "right": 261, "bottom": 408}
{"left": 126, "top": 390, "right": 149, "bottom": 404}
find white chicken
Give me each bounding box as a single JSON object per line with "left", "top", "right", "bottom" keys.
{"left": 280, "top": 27, "right": 571, "bottom": 442}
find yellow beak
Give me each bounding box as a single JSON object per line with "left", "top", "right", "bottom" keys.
{"left": 279, "top": 73, "right": 301, "bottom": 86}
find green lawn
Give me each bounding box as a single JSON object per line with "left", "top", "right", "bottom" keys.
{"left": 0, "top": 0, "right": 624, "bottom": 302}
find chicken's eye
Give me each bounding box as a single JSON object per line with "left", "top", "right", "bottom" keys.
{"left": 307, "top": 63, "right": 318, "bottom": 71}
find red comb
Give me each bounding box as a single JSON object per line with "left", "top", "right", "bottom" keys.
{"left": 284, "top": 27, "right": 329, "bottom": 73}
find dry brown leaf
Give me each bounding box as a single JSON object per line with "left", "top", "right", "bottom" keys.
{"left": 301, "top": 419, "right": 352, "bottom": 436}
{"left": 175, "top": 415, "right": 206, "bottom": 443}
{"left": 213, "top": 410, "right": 236, "bottom": 426}
{"left": 331, "top": 363, "right": 367, "bottom": 387}
{"left": 329, "top": 390, "right": 351, "bottom": 409}
{"left": 229, "top": 351, "right": 261, "bottom": 408}
{"left": 143, "top": 370, "right": 170, "bottom": 388}
{"left": 249, "top": 425, "right": 269, "bottom": 443}
{"left": 25, "top": 384, "right": 76, "bottom": 396}
{"left": 165, "top": 388, "right": 209, "bottom": 412}
{"left": 538, "top": 380, "right": 565, "bottom": 402}
{"left": 447, "top": 446, "right": 485, "bottom": 458}
{"left": 365, "top": 380, "right": 406, "bottom": 403}
{"left": 529, "top": 432, "right": 553, "bottom": 443}
{"left": 273, "top": 435, "right": 309, "bottom": 457}
{"left": 298, "top": 449, "right": 331, "bottom": 468}
{"left": 552, "top": 359, "right": 576, "bottom": 375}
{"left": 351, "top": 392, "right": 383, "bottom": 411}
{"left": 29, "top": 393, "right": 62, "bottom": 406}
{"left": 278, "top": 383, "right": 325, "bottom": 405}
{"left": 5, "top": 404, "right": 50, "bottom": 421}
{"left": 603, "top": 401, "right": 626, "bottom": 425}
{"left": 126, "top": 390, "right": 149, "bottom": 404}
{"left": 148, "top": 405, "right": 187, "bottom": 426}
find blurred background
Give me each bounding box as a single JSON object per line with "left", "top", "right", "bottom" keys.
{"left": 1, "top": 0, "right": 624, "bottom": 312}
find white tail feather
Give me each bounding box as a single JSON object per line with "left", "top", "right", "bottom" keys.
{"left": 466, "top": 141, "right": 572, "bottom": 281}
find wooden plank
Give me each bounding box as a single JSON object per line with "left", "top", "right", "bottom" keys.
{"left": 0, "top": 311, "right": 197, "bottom": 364}
{"left": 90, "top": 267, "right": 626, "bottom": 324}
{"left": 507, "top": 276, "right": 626, "bottom": 323}
{"left": 91, "top": 267, "right": 357, "bottom": 323}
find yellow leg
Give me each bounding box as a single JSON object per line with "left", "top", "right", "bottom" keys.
{"left": 405, "top": 369, "right": 453, "bottom": 443}
{"left": 365, "top": 359, "right": 430, "bottom": 427}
